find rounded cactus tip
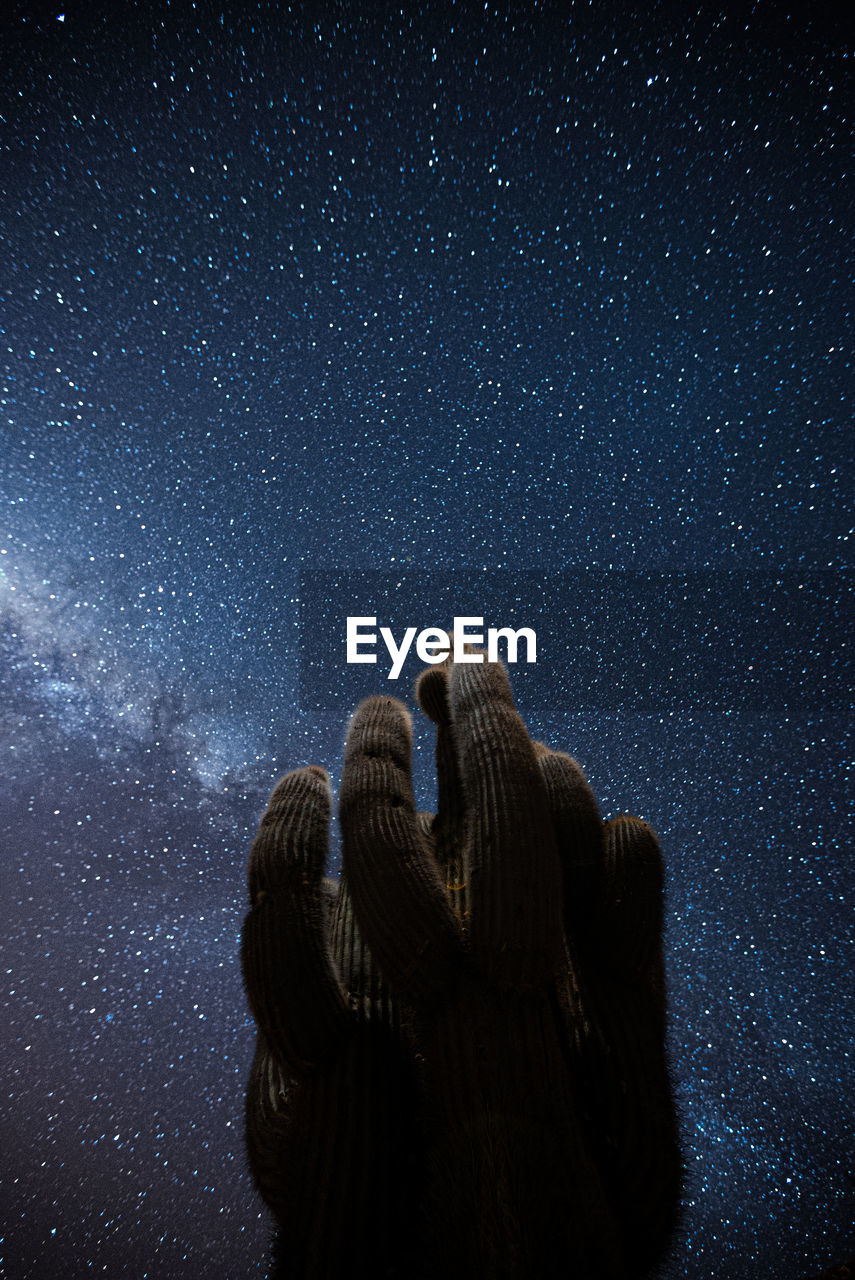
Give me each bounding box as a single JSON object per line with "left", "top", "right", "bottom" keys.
{"left": 304, "top": 764, "right": 330, "bottom": 784}
{"left": 416, "top": 664, "right": 450, "bottom": 724}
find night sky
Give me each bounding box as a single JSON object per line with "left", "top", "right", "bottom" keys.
{"left": 1, "top": 2, "right": 852, "bottom": 1276}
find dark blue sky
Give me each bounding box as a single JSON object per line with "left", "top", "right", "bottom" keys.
{"left": 1, "top": 2, "right": 852, "bottom": 1276}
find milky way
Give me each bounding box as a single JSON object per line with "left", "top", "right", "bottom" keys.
{"left": 1, "top": 3, "right": 852, "bottom": 1276}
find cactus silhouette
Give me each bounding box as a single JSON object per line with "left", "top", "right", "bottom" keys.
{"left": 241, "top": 653, "right": 682, "bottom": 1278}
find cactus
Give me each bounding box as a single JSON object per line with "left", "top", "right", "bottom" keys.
{"left": 242, "top": 654, "right": 682, "bottom": 1278}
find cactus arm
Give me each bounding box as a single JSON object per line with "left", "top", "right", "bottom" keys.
{"left": 535, "top": 745, "right": 606, "bottom": 959}
{"left": 600, "top": 816, "right": 667, "bottom": 979}
{"left": 446, "top": 658, "right": 566, "bottom": 986}
{"left": 537, "top": 744, "right": 681, "bottom": 1274}
{"left": 592, "top": 815, "right": 682, "bottom": 1269}
{"left": 415, "top": 664, "right": 469, "bottom": 916}
{"left": 241, "top": 765, "right": 350, "bottom": 1076}
{"left": 339, "top": 695, "right": 463, "bottom": 1003}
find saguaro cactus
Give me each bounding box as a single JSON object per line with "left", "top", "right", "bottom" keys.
{"left": 241, "top": 653, "right": 682, "bottom": 1278}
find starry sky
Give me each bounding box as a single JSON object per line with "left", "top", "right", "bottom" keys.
{"left": 1, "top": 1, "right": 852, "bottom": 1276}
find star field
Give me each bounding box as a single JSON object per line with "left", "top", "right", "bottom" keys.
{"left": 1, "top": 2, "right": 852, "bottom": 1276}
